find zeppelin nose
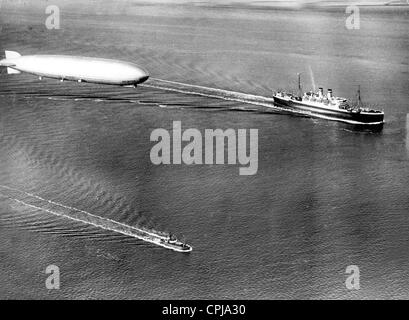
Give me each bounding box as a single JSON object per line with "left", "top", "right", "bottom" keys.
{"left": 137, "top": 73, "right": 149, "bottom": 84}
{"left": 134, "top": 67, "right": 149, "bottom": 84}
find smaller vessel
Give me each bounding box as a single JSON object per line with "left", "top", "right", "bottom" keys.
{"left": 137, "top": 227, "right": 192, "bottom": 252}
{"left": 159, "top": 233, "right": 193, "bottom": 253}
{"left": 272, "top": 74, "right": 384, "bottom": 125}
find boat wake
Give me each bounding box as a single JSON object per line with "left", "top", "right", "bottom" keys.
{"left": 0, "top": 74, "right": 303, "bottom": 116}
{"left": 141, "top": 78, "right": 285, "bottom": 110}
{"left": 0, "top": 184, "right": 186, "bottom": 252}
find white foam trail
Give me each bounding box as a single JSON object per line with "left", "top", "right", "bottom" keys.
{"left": 0, "top": 185, "right": 185, "bottom": 252}
{"left": 141, "top": 78, "right": 287, "bottom": 111}
{"left": 149, "top": 78, "right": 268, "bottom": 99}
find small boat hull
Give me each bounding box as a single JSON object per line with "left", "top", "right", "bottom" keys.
{"left": 159, "top": 239, "right": 192, "bottom": 252}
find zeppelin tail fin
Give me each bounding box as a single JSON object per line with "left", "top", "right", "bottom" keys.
{"left": 5, "top": 50, "right": 21, "bottom": 59}
{"left": 7, "top": 67, "right": 20, "bottom": 74}
{"left": 2, "top": 51, "right": 21, "bottom": 74}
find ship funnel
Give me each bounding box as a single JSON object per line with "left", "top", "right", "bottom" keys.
{"left": 327, "top": 89, "right": 333, "bottom": 99}
{"left": 318, "top": 87, "right": 323, "bottom": 98}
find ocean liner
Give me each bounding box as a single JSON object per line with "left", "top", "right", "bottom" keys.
{"left": 272, "top": 75, "right": 384, "bottom": 125}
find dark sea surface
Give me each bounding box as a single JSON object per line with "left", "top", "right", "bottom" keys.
{"left": 0, "top": 5, "right": 408, "bottom": 299}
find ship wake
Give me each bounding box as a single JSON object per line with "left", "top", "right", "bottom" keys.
{"left": 0, "top": 184, "right": 180, "bottom": 252}
{"left": 142, "top": 78, "right": 287, "bottom": 111}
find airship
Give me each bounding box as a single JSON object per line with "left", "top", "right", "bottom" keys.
{"left": 0, "top": 50, "right": 149, "bottom": 86}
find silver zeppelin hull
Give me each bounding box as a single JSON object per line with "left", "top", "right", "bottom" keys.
{"left": 0, "top": 51, "right": 149, "bottom": 85}
{"left": 273, "top": 96, "right": 385, "bottom": 125}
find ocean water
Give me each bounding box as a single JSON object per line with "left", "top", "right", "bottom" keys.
{"left": 0, "top": 5, "right": 408, "bottom": 299}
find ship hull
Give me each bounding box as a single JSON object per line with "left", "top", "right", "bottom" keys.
{"left": 273, "top": 96, "right": 384, "bottom": 125}
{"left": 159, "top": 239, "right": 192, "bottom": 252}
